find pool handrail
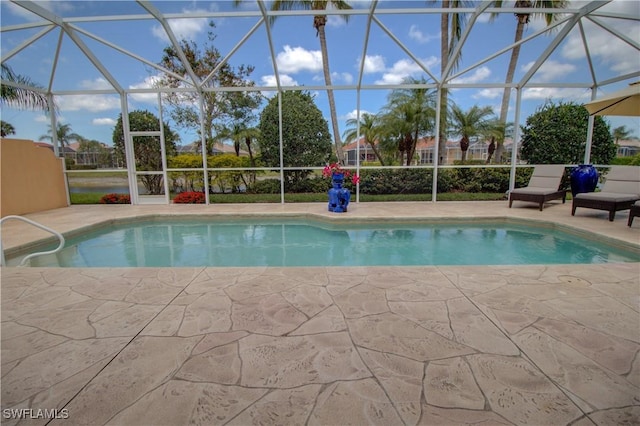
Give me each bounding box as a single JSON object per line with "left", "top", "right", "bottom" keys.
{"left": 0, "top": 215, "right": 65, "bottom": 267}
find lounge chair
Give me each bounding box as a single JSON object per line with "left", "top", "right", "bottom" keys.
{"left": 628, "top": 201, "right": 640, "bottom": 226}
{"left": 509, "top": 165, "right": 567, "bottom": 211}
{"left": 572, "top": 166, "right": 640, "bottom": 221}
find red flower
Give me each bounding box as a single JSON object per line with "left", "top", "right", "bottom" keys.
{"left": 173, "top": 191, "right": 206, "bottom": 204}
{"left": 322, "top": 162, "right": 360, "bottom": 185}
{"left": 99, "top": 193, "right": 130, "bottom": 204}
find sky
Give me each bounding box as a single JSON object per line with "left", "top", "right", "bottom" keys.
{"left": 1, "top": 0, "right": 639, "bottom": 149}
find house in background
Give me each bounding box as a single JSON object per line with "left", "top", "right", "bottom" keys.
{"left": 343, "top": 136, "right": 514, "bottom": 165}
{"left": 33, "top": 141, "right": 76, "bottom": 156}
{"left": 67, "top": 141, "right": 118, "bottom": 167}
{"left": 177, "top": 141, "right": 248, "bottom": 156}
{"left": 616, "top": 139, "right": 640, "bottom": 157}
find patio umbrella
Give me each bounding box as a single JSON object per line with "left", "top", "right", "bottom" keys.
{"left": 584, "top": 82, "right": 640, "bottom": 116}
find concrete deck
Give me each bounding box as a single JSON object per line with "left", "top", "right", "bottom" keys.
{"left": 1, "top": 201, "right": 639, "bottom": 425}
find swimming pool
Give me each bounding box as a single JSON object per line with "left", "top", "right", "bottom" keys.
{"left": 12, "top": 217, "right": 639, "bottom": 267}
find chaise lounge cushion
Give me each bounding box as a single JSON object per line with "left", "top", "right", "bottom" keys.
{"left": 572, "top": 166, "right": 640, "bottom": 221}
{"left": 509, "top": 165, "right": 567, "bottom": 211}
{"left": 573, "top": 192, "right": 639, "bottom": 203}
{"left": 511, "top": 187, "right": 564, "bottom": 196}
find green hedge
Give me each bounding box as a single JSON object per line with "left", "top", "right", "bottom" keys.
{"left": 67, "top": 164, "right": 98, "bottom": 170}
{"left": 611, "top": 155, "right": 640, "bottom": 166}
{"left": 247, "top": 167, "right": 532, "bottom": 195}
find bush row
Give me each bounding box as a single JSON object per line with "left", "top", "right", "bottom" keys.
{"left": 99, "top": 193, "right": 130, "bottom": 204}
{"left": 250, "top": 168, "right": 535, "bottom": 195}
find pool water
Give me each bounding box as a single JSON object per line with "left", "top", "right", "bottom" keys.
{"left": 18, "top": 218, "right": 639, "bottom": 267}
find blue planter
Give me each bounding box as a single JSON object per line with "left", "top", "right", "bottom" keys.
{"left": 570, "top": 165, "right": 599, "bottom": 196}
{"left": 328, "top": 173, "right": 350, "bottom": 213}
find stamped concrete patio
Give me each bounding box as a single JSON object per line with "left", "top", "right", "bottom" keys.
{"left": 1, "top": 201, "right": 639, "bottom": 425}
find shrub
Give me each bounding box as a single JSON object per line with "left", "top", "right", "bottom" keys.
{"left": 250, "top": 179, "right": 281, "bottom": 194}
{"left": 286, "top": 176, "right": 330, "bottom": 193}
{"left": 520, "top": 101, "right": 616, "bottom": 164}
{"left": 99, "top": 193, "right": 130, "bottom": 204}
{"left": 611, "top": 154, "right": 640, "bottom": 166}
{"left": 173, "top": 191, "right": 206, "bottom": 204}
{"left": 358, "top": 169, "right": 432, "bottom": 195}
{"left": 66, "top": 164, "right": 98, "bottom": 170}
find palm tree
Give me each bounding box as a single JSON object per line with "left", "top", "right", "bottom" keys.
{"left": 481, "top": 119, "right": 513, "bottom": 164}
{"left": 219, "top": 123, "right": 261, "bottom": 187}
{"left": 39, "top": 123, "right": 82, "bottom": 151}
{"left": 448, "top": 105, "right": 495, "bottom": 162}
{"left": 219, "top": 123, "right": 260, "bottom": 164}
{"left": 1, "top": 120, "right": 16, "bottom": 137}
{"left": 435, "top": 0, "right": 471, "bottom": 164}
{"left": 381, "top": 77, "right": 436, "bottom": 166}
{"left": 612, "top": 125, "right": 633, "bottom": 144}
{"left": 1, "top": 64, "right": 52, "bottom": 112}
{"left": 267, "top": 0, "right": 352, "bottom": 165}
{"left": 342, "top": 113, "right": 386, "bottom": 165}
{"left": 492, "top": 0, "right": 569, "bottom": 163}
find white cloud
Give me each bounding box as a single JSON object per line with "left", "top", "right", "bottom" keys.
{"left": 54, "top": 77, "right": 120, "bottom": 112}
{"left": 327, "top": 14, "right": 348, "bottom": 28}
{"left": 362, "top": 55, "right": 386, "bottom": 74}
{"left": 520, "top": 60, "right": 576, "bottom": 82}
{"left": 343, "top": 109, "right": 373, "bottom": 120}
{"left": 408, "top": 25, "right": 439, "bottom": 44}
{"left": 35, "top": 115, "right": 51, "bottom": 123}
{"left": 313, "top": 71, "right": 353, "bottom": 84}
{"left": 451, "top": 66, "right": 491, "bottom": 84}
{"left": 57, "top": 94, "right": 120, "bottom": 112}
{"left": 473, "top": 88, "right": 503, "bottom": 99}
{"left": 276, "top": 45, "right": 323, "bottom": 73}
{"left": 92, "top": 118, "right": 116, "bottom": 126}
{"left": 152, "top": 9, "right": 209, "bottom": 42}
{"left": 374, "top": 56, "right": 439, "bottom": 85}
{"left": 476, "top": 13, "right": 492, "bottom": 24}
{"left": 259, "top": 74, "right": 299, "bottom": 98}
{"left": 79, "top": 77, "right": 114, "bottom": 91}
{"left": 560, "top": 2, "right": 640, "bottom": 74}
{"left": 5, "top": 1, "right": 74, "bottom": 21}
{"left": 522, "top": 87, "right": 591, "bottom": 101}
{"left": 127, "top": 75, "right": 164, "bottom": 104}
{"left": 261, "top": 74, "right": 299, "bottom": 87}
{"left": 337, "top": 72, "right": 354, "bottom": 84}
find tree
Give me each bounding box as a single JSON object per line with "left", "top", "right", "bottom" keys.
{"left": 520, "top": 101, "right": 616, "bottom": 165}
{"left": 266, "top": 0, "right": 352, "bottom": 165}
{"left": 218, "top": 123, "right": 261, "bottom": 186}
{"left": 492, "top": 0, "right": 569, "bottom": 163}
{"left": 436, "top": 0, "right": 471, "bottom": 165}
{"left": 112, "top": 110, "right": 179, "bottom": 194}
{"left": 39, "top": 123, "right": 82, "bottom": 150}
{"left": 380, "top": 77, "right": 436, "bottom": 166}
{"left": 342, "top": 113, "right": 387, "bottom": 165}
{"left": 448, "top": 104, "right": 495, "bottom": 162}
{"left": 1, "top": 120, "right": 15, "bottom": 137}
{"left": 158, "top": 22, "right": 262, "bottom": 155}
{"left": 481, "top": 119, "right": 513, "bottom": 163}
{"left": 0, "top": 64, "right": 53, "bottom": 112}
{"left": 258, "top": 91, "right": 332, "bottom": 185}
{"left": 77, "top": 138, "right": 113, "bottom": 168}
{"left": 612, "top": 125, "right": 633, "bottom": 144}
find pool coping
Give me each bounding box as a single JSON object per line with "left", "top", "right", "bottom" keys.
{"left": 4, "top": 202, "right": 640, "bottom": 262}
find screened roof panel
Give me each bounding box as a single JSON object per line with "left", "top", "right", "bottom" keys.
{"left": 1, "top": 0, "right": 638, "bottom": 146}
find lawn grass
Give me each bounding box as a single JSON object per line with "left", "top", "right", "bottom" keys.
{"left": 70, "top": 193, "right": 106, "bottom": 204}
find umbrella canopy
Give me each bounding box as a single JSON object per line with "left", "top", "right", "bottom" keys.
{"left": 584, "top": 83, "right": 640, "bottom": 116}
